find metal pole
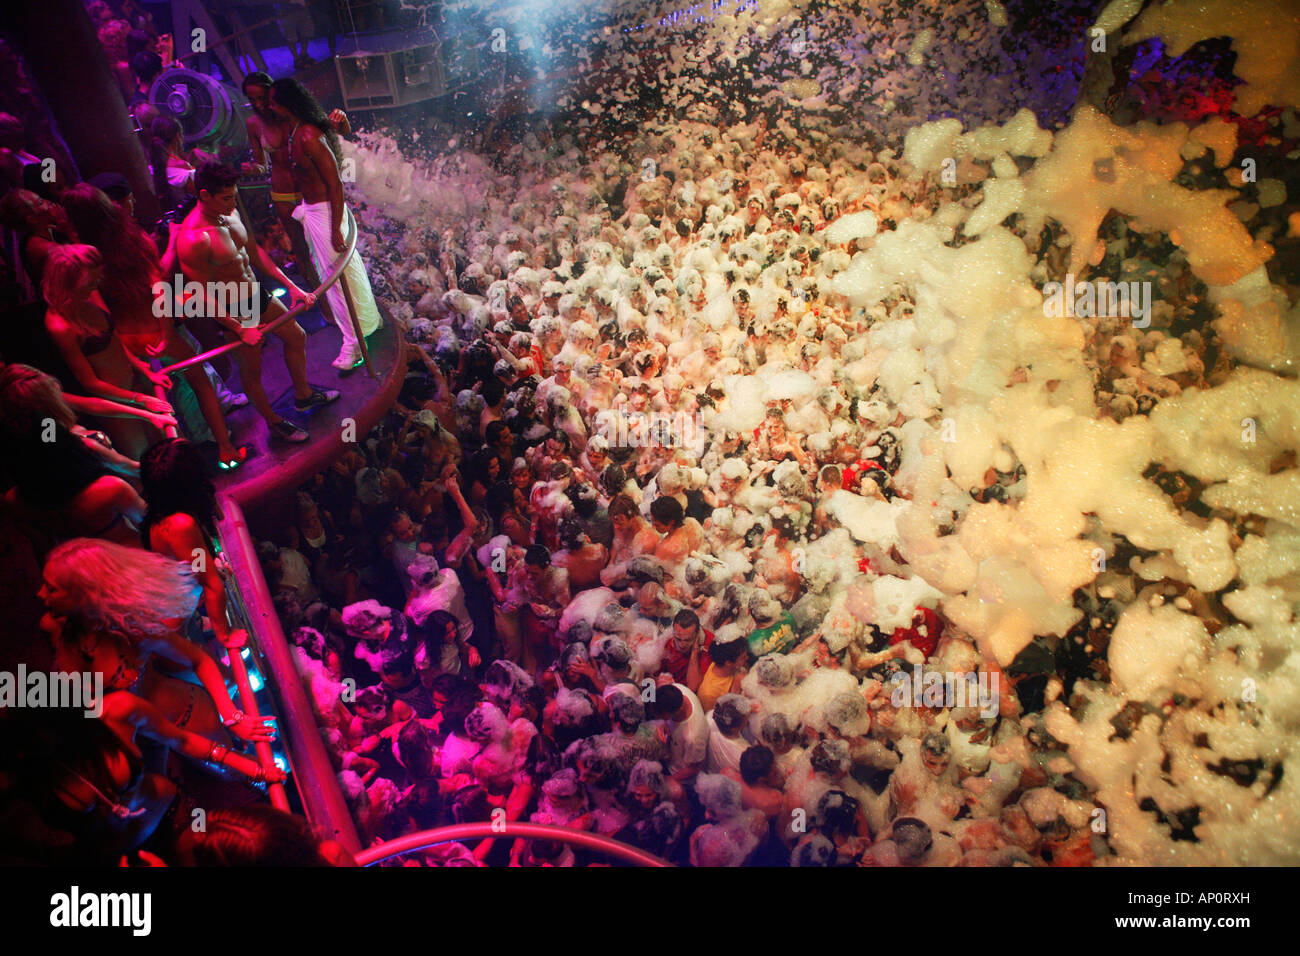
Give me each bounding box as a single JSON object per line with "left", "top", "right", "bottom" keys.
{"left": 217, "top": 495, "right": 363, "bottom": 852}
{"left": 338, "top": 268, "right": 376, "bottom": 379}
{"left": 157, "top": 205, "right": 360, "bottom": 377}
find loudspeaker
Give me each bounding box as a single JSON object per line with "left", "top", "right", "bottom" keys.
{"left": 334, "top": 28, "right": 446, "bottom": 109}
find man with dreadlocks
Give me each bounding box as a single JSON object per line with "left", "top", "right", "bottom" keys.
{"left": 269, "top": 78, "right": 382, "bottom": 372}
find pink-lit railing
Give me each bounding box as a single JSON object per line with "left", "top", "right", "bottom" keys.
{"left": 217, "top": 494, "right": 363, "bottom": 853}
{"left": 354, "top": 823, "right": 672, "bottom": 867}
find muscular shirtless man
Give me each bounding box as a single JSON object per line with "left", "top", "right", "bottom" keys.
{"left": 268, "top": 78, "right": 382, "bottom": 371}
{"left": 174, "top": 161, "right": 337, "bottom": 444}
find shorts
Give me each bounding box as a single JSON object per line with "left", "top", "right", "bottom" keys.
{"left": 225, "top": 283, "right": 280, "bottom": 332}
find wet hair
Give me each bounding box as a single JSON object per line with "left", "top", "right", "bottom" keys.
{"left": 810, "top": 739, "right": 849, "bottom": 777}
{"left": 649, "top": 495, "right": 684, "bottom": 528}
{"left": 181, "top": 805, "right": 332, "bottom": 866}
{"left": 195, "top": 160, "right": 240, "bottom": 197}
{"left": 673, "top": 608, "right": 698, "bottom": 629}
{"left": 892, "top": 817, "right": 934, "bottom": 862}
{"left": 480, "top": 376, "right": 506, "bottom": 407}
{"left": 760, "top": 713, "right": 796, "bottom": 750}
{"left": 608, "top": 494, "right": 640, "bottom": 521}
{"left": 558, "top": 517, "right": 589, "bottom": 551}
{"left": 451, "top": 785, "right": 493, "bottom": 824}
{"left": 815, "top": 789, "right": 861, "bottom": 838}
{"left": 600, "top": 463, "right": 628, "bottom": 498}
{"left": 647, "top": 683, "right": 684, "bottom": 719}
{"left": 712, "top": 694, "right": 748, "bottom": 735}
{"left": 397, "top": 720, "right": 435, "bottom": 779}
{"left": 709, "top": 637, "right": 749, "bottom": 668}
{"left": 440, "top": 685, "right": 482, "bottom": 738}
{"left": 524, "top": 544, "right": 550, "bottom": 567}
{"left": 922, "top": 732, "right": 950, "bottom": 757}
{"left": 379, "top": 648, "right": 415, "bottom": 677}
{"left": 400, "top": 779, "right": 444, "bottom": 830}
{"left": 525, "top": 733, "right": 563, "bottom": 781}
{"left": 609, "top": 692, "right": 646, "bottom": 733}
{"left": 140, "top": 438, "right": 219, "bottom": 541}
{"left": 635, "top": 803, "right": 685, "bottom": 858}
{"left": 791, "top": 833, "right": 836, "bottom": 867}
{"left": 739, "top": 745, "right": 775, "bottom": 785}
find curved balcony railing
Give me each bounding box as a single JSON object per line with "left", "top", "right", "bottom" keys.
{"left": 354, "top": 823, "right": 672, "bottom": 868}
{"left": 216, "top": 494, "right": 363, "bottom": 853}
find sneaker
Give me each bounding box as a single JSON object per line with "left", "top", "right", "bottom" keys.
{"left": 293, "top": 387, "right": 341, "bottom": 411}
{"left": 268, "top": 419, "right": 309, "bottom": 443}
{"left": 332, "top": 347, "right": 363, "bottom": 371}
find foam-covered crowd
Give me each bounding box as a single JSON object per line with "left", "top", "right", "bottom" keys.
{"left": 2, "top": 0, "right": 1298, "bottom": 866}
{"left": 259, "top": 0, "right": 1299, "bottom": 865}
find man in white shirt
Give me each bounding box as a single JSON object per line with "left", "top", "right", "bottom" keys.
{"left": 648, "top": 683, "right": 708, "bottom": 785}
{"left": 705, "top": 693, "right": 751, "bottom": 775}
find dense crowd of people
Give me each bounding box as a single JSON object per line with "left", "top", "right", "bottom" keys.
{"left": 1, "top": 0, "right": 1296, "bottom": 867}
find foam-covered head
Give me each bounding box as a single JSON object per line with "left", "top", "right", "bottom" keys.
{"left": 341, "top": 599, "right": 391, "bottom": 637}
{"left": 464, "top": 701, "right": 508, "bottom": 743}
{"left": 695, "top": 773, "right": 744, "bottom": 821}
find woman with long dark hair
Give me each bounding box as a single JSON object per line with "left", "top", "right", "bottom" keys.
{"left": 139, "top": 437, "right": 244, "bottom": 649}
{"left": 62, "top": 183, "right": 246, "bottom": 468}
{"left": 147, "top": 115, "right": 194, "bottom": 213}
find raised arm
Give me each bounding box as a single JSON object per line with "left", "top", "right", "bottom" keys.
{"left": 143, "top": 629, "right": 275, "bottom": 743}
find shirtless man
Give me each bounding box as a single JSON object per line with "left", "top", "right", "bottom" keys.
{"left": 241, "top": 72, "right": 350, "bottom": 320}
{"left": 601, "top": 493, "right": 661, "bottom": 587}
{"left": 174, "top": 161, "right": 337, "bottom": 444}
{"left": 649, "top": 495, "right": 703, "bottom": 568}
{"left": 268, "top": 77, "right": 382, "bottom": 371}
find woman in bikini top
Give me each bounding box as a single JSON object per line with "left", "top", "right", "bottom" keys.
{"left": 42, "top": 243, "right": 171, "bottom": 459}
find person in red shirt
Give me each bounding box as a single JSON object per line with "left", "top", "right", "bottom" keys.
{"left": 660, "top": 608, "right": 714, "bottom": 693}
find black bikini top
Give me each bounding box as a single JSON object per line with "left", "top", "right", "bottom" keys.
{"left": 79, "top": 303, "right": 116, "bottom": 357}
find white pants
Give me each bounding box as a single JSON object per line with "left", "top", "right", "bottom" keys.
{"left": 292, "top": 200, "right": 381, "bottom": 353}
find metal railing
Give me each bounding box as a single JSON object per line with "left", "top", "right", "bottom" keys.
{"left": 216, "top": 494, "right": 363, "bottom": 853}
{"left": 354, "top": 823, "right": 672, "bottom": 867}
{"left": 152, "top": 203, "right": 375, "bottom": 438}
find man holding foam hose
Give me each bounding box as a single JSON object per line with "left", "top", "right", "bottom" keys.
{"left": 269, "top": 78, "right": 382, "bottom": 372}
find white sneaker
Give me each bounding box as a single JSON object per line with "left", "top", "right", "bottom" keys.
{"left": 332, "top": 346, "right": 363, "bottom": 371}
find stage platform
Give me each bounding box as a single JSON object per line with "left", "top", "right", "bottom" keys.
{"left": 212, "top": 304, "right": 407, "bottom": 510}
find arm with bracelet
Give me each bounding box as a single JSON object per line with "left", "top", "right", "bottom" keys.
{"left": 104, "top": 692, "right": 284, "bottom": 784}
{"left": 140, "top": 630, "right": 275, "bottom": 743}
